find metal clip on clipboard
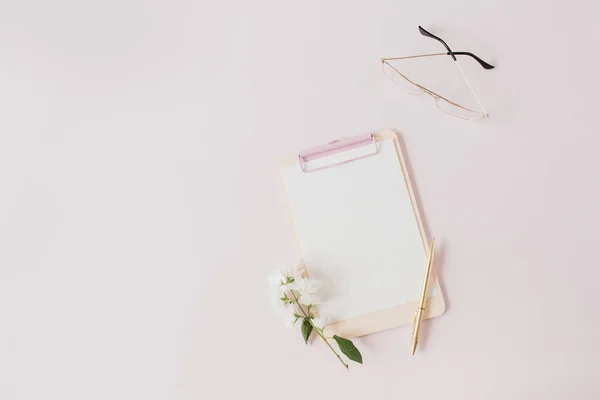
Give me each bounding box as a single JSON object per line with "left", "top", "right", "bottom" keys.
{"left": 297, "top": 133, "right": 379, "bottom": 173}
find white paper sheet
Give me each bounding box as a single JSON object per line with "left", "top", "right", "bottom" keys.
{"left": 281, "top": 138, "right": 434, "bottom": 323}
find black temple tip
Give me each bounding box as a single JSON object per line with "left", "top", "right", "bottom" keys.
{"left": 452, "top": 52, "right": 495, "bottom": 69}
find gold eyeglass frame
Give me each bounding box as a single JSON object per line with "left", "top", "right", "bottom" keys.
{"left": 382, "top": 53, "right": 489, "bottom": 121}
{"left": 381, "top": 26, "right": 495, "bottom": 121}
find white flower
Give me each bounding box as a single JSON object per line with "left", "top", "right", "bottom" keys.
{"left": 288, "top": 278, "right": 321, "bottom": 306}
{"left": 268, "top": 268, "right": 301, "bottom": 327}
{"left": 267, "top": 265, "right": 359, "bottom": 369}
{"left": 281, "top": 308, "right": 298, "bottom": 328}
{"left": 269, "top": 285, "right": 285, "bottom": 306}
{"left": 268, "top": 266, "right": 322, "bottom": 327}
{"left": 270, "top": 295, "right": 298, "bottom": 328}
{"left": 267, "top": 271, "right": 286, "bottom": 287}
{"left": 270, "top": 301, "right": 297, "bottom": 328}
{"left": 298, "top": 293, "right": 321, "bottom": 306}
{"left": 288, "top": 278, "right": 320, "bottom": 294}
{"left": 282, "top": 266, "right": 303, "bottom": 285}
{"left": 268, "top": 266, "right": 303, "bottom": 288}
{"left": 286, "top": 300, "right": 301, "bottom": 317}
{"left": 312, "top": 317, "right": 330, "bottom": 330}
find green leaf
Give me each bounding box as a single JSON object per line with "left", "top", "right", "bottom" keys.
{"left": 301, "top": 318, "right": 313, "bottom": 344}
{"left": 333, "top": 335, "right": 363, "bottom": 364}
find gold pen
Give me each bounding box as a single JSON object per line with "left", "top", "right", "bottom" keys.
{"left": 411, "top": 238, "right": 435, "bottom": 356}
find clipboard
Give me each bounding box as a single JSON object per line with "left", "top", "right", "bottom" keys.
{"left": 279, "top": 130, "right": 445, "bottom": 338}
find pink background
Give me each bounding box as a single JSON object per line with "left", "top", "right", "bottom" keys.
{"left": 1, "top": 1, "right": 599, "bottom": 399}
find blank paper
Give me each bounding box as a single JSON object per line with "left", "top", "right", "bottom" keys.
{"left": 280, "top": 138, "right": 433, "bottom": 323}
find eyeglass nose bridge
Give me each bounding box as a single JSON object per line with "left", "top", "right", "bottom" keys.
{"left": 408, "top": 85, "right": 427, "bottom": 96}
{"left": 417, "top": 86, "right": 437, "bottom": 99}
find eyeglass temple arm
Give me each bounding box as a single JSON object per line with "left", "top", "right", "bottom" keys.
{"left": 450, "top": 52, "right": 495, "bottom": 69}
{"left": 419, "top": 26, "right": 456, "bottom": 60}
{"left": 419, "top": 26, "right": 495, "bottom": 69}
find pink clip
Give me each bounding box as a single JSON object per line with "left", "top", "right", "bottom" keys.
{"left": 297, "top": 133, "right": 378, "bottom": 173}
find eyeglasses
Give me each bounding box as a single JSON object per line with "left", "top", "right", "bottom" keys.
{"left": 382, "top": 26, "right": 494, "bottom": 120}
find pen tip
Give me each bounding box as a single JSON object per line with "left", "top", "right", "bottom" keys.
{"left": 411, "top": 341, "right": 417, "bottom": 356}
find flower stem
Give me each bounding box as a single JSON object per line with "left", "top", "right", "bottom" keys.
{"left": 289, "top": 290, "right": 348, "bottom": 369}
{"left": 311, "top": 322, "right": 348, "bottom": 369}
